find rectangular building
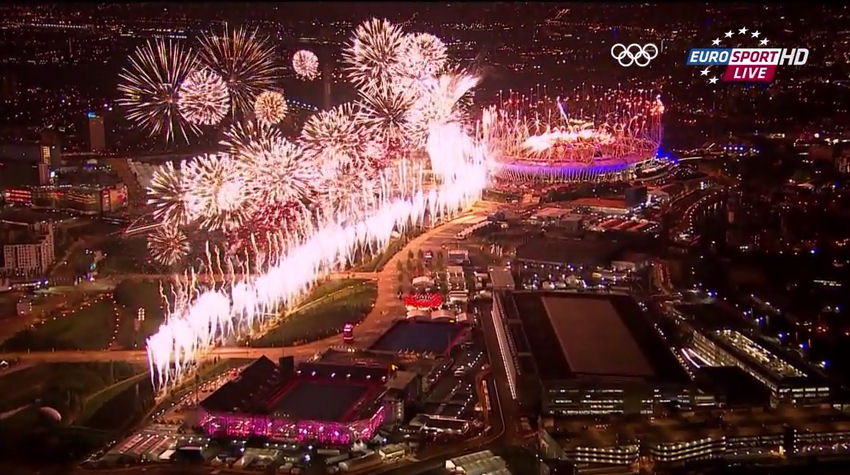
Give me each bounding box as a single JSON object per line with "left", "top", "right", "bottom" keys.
{"left": 492, "top": 291, "right": 691, "bottom": 416}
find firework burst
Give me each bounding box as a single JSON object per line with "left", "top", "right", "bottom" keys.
{"left": 300, "top": 103, "right": 380, "bottom": 172}
{"left": 356, "top": 84, "right": 416, "bottom": 149}
{"left": 149, "top": 225, "right": 190, "bottom": 266}
{"left": 198, "top": 26, "right": 280, "bottom": 116}
{"left": 343, "top": 18, "right": 405, "bottom": 91}
{"left": 118, "top": 39, "right": 200, "bottom": 143}
{"left": 407, "top": 71, "right": 479, "bottom": 146}
{"left": 397, "top": 33, "right": 447, "bottom": 81}
{"left": 182, "top": 153, "right": 252, "bottom": 231}
{"left": 292, "top": 50, "right": 320, "bottom": 80}
{"left": 177, "top": 69, "right": 230, "bottom": 126}
{"left": 148, "top": 161, "right": 191, "bottom": 227}
{"left": 253, "top": 90, "right": 287, "bottom": 126}
{"left": 238, "top": 137, "right": 319, "bottom": 207}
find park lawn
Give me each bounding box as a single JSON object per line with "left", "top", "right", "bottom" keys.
{"left": 251, "top": 280, "right": 377, "bottom": 347}
{"left": 98, "top": 235, "right": 154, "bottom": 275}
{"left": 113, "top": 280, "right": 167, "bottom": 349}
{"left": 356, "top": 237, "right": 406, "bottom": 272}
{"left": 0, "top": 362, "right": 142, "bottom": 464}
{"left": 0, "top": 362, "right": 141, "bottom": 414}
{"left": 1, "top": 299, "right": 118, "bottom": 351}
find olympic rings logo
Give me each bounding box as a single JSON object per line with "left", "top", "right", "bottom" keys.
{"left": 610, "top": 43, "right": 659, "bottom": 67}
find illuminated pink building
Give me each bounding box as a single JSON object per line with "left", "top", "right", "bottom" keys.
{"left": 198, "top": 356, "right": 388, "bottom": 445}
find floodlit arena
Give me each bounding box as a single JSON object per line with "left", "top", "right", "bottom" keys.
{"left": 479, "top": 86, "right": 666, "bottom": 184}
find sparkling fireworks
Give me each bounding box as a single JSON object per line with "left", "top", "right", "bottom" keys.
{"left": 148, "top": 161, "right": 190, "bottom": 228}
{"left": 253, "top": 90, "right": 288, "bottom": 126}
{"left": 480, "top": 87, "right": 664, "bottom": 183}
{"left": 138, "top": 19, "right": 496, "bottom": 393}
{"left": 148, "top": 226, "right": 190, "bottom": 266}
{"left": 118, "top": 39, "right": 200, "bottom": 143}
{"left": 397, "top": 33, "right": 447, "bottom": 81}
{"left": 237, "top": 136, "right": 318, "bottom": 207}
{"left": 343, "top": 18, "right": 406, "bottom": 90}
{"left": 300, "top": 103, "right": 379, "bottom": 171}
{"left": 356, "top": 84, "right": 416, "bottom": 148}
{"left": 182, "top": 153, "right": 251, "bottom": 231}
{"left": 292, "top": 50, "right": 320, "bottom": 80}
{"left": 198, "top": 26, "right": 280, "bottom": 116}
{"left": 177, "top": 69, "right": 231, "bottom": 126}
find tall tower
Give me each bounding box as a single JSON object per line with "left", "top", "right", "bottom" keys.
{"left": 322, "top": 58, "right": 333, "bottom": 110}
{"left": 87, "top": 112, "right": 106, "bottom": 152}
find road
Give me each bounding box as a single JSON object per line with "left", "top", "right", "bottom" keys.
{"left": 0, "top": 202, "right": 499, "bottom": 365}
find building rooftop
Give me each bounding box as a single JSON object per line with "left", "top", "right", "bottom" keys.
{"left": 501, "top": 291, "right": 688, "bottom": 383}
{"left": 370, "top": 320, "right": 467, "bottom": 355}
{"left": 488, "top": 266, "right": 515, "bottom": 289}
{"left": 542, "top": 295, "right": 655, "bottom": 378}
{"left": 515, "top": 237, "right": 623, "bottom": 268}
{"left": 199, "top": 356, "right": 282, "bottom": 414}
{"left": 269, "top": 379, "right": 370, "bottom": 422}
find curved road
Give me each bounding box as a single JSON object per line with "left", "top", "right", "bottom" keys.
{"left": 0, "top": 202, "right": 497, "bottom": 365}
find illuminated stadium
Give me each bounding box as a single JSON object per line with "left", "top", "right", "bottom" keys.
{"left": 479, "top": 86, "right": 666, "bottom": 184}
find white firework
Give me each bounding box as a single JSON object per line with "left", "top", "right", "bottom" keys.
{"left": 356, "top": 84, "right": 416, "bottom": 148}
{"left": 397, "top": 33, "right": 447, "bottom": 81}
{"left": 147, "top": 161, "right": 191, "bottom": 228}
{"left": 149, "top": 225, "right": 191, "bottom": 266}
{"left": 300, "top": 103, "right": 379, "bottom": 171}
{"left": 182, "top": 153, "right": 251, "bottom": 231}
{"left": 238, "top": 137, "right": 319, "bottom": 207}
{"left": 407, "top": 71, "right": 479, "bottom": 147}
{"left": 343, "top": 18, "right": 405, "bottom": 91}
{"left": 292, "top": 50, "right": 320, "bottom": 80}
{"left": 253, "top": 90, "right": 288, "bottom": 126}
{"left": 177, "top": 69, "right": 231, "bottom": 125}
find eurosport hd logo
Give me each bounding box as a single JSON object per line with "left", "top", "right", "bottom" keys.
{"left": 611, "top": 43, "right": 660, "bottom": 67}
{"left": 686, "top": 26, "right": 809, "bottom": 84}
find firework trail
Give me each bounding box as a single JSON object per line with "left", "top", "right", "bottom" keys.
{"left": 292, "top": 50, "right": 320, "bottom": 80}
{"left": 407, "top": 71, "right": 480, "bottom": 147}
{"left": 177, "top": 69, "right": 231, "bottom": 125}
{"left": 141, "top": 19, "right": 493, "bottom": 392}
{"left": 146, "top": 121, "right": 487, "bottom": 389}
{"left": 118, "top": 38, "right": 200, "bottom": 143}
{"left": 198, "top": 26, "right": 280, "bottom": 116}
{"left": 253, "top": 90, "right": 287, "bottom": 126}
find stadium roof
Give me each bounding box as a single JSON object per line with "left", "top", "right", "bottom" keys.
{"left": 200, "top": 356, "right": 282, "bottom": 414}
{"left": 269, "top": 380, "right": 370, "bottom": 422}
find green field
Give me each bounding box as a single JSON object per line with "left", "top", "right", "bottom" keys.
{"left": 0, "top": 362, "right": 144, "bottom": 463}
{"left": 0, "top": 362, "right": 141, "bottom": 415}
{"left": 356, "top": 236, "right": 407, "bottom": 272}
{"left": 251, "top": 279, "right": 377, "bottom": 347}
{"left": 1, "top": 298, "right": 117, "bottom": 351}
{"left": 113, "top": 280, "right": 167, "bottom": 349}
{"left": 98, "top": 236, "right": 153, "bottom": 275}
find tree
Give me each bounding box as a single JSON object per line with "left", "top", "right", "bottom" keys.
{"left": 407, "top": 249, "right": 414, "bottom": 260}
